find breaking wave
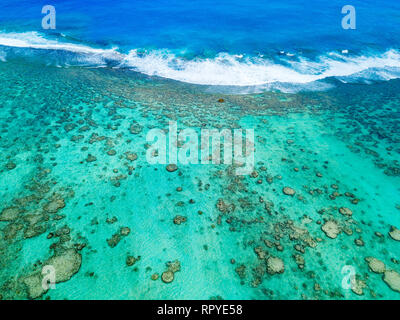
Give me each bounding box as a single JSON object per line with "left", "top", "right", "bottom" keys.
{"left": 1, "top": 31, "right": 400, "bottom": 91}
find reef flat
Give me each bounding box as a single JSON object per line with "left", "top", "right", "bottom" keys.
{"left": 0, "top": 60, "right": 399, "bottom": 299}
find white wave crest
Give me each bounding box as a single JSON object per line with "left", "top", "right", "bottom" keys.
{"left": 0, "top": 31, "right": 120, "bottom": 59}
{"left": 121, "top": 49, "right": 400, "bottom": 86}
{"left": 1, "top": 31, "right": 400, "bottom": 88}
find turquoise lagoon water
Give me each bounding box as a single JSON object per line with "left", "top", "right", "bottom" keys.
{"left": 0, "top": 0, "right": 400, "bottom": 300}
{"left": 0, "top": 60, "right": 399, "bottom": 299}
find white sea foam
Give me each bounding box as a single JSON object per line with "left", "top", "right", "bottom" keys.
{"left": 0, "top": 31, "right": 120, "bottom": 59}
{"left": 114, "top": 48, "right": 400, "bottom": 86}
{"left": 1, "top": 31, "right": 400, "bottom": 90}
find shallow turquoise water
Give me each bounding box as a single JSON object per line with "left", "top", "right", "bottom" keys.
{"left": 0, "top": 60, "right": 399, "bottom": 300}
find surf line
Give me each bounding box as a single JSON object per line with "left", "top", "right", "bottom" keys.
{"left": 157, "top": 304, "right": 191, "bottom": 317}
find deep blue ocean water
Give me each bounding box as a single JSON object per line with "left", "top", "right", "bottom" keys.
{"left": 1, "top": 0, "right": 399, "bottom": 53}
{"left": 0, "top": 0, "right": 400, "bottom": 88}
